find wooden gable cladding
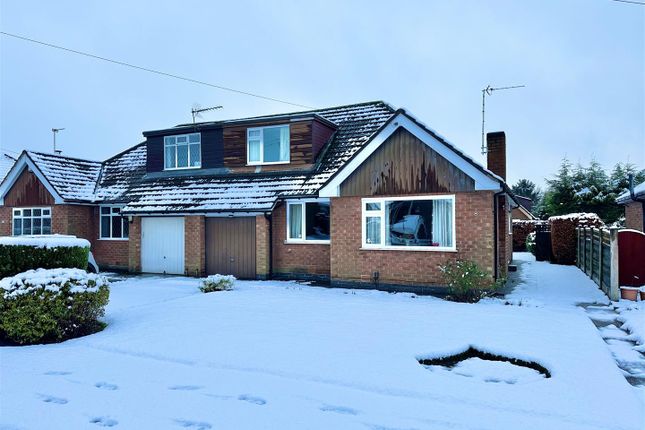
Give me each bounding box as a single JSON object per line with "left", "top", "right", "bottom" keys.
{"left": 4, "top": 167, "right": 55, "bottom": 206}
{"left": 339, "top": 127, "right": 475, "bottom": 197}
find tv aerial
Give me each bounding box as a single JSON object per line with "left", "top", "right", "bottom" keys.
{"left": 191, "top": 104, "right": 223, "bottom": 124}
{"left": 480, "top": 84, "right": 525, "bottom": 154}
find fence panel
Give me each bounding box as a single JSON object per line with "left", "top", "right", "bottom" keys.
{"left": 576, "top": 227, "right": 620, "bottom": 300}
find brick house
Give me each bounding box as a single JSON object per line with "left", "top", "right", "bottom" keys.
{"left": 511, "top": 196, "right": 536, "bottom": 220}
{"left": 0, "top": 101, "right": 519, "bottom": 293}
{"left": 617, "top": 180, "right": 645, "bottom": 233}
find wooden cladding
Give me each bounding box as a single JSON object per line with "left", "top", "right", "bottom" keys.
{"left": 340, "top": 128, "right": 475, "bottom": 197}
{"left": 4, "top": 168, "right": 55, "bottom": 206}
{"left": 147, "top": 129, "right": 223, "bottom": 173}
{"left": 205, "top": 217, "right": 256, "bottom": 279}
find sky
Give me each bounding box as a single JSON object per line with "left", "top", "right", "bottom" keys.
{"left": 0, "top": 0, "right": 643, "bottom": 188}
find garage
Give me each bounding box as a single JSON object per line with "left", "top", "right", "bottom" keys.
{"left": 141, "top": 217, "right": 185, "bottom": 275}
{"left": 206, "top": 217, "right": 256, "bottom": 279}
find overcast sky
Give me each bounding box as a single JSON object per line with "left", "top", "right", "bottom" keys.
{"left": 1, "top": 0, "right": 643, "bottom": 187}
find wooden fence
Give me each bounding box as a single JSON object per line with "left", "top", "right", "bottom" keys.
{"left": 576, "top": 227, "right": 619, "bottom": 300}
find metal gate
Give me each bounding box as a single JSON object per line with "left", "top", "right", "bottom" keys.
{"left": 205, "top": 217, "right": 256, "bottom": 279}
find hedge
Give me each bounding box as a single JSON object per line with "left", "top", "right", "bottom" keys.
{"left": 512, "top": 220, "right": 548, "bottom": 251}
{"left": 549, "top": 213, "right": 604, "bottom": 265}
{"left": 0, "top": 236, "right": 90, "bottom": 279}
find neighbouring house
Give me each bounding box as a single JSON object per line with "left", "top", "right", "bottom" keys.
{"left": 0, "top": 101, "right": 519, "bottom": 293}
{"left": 511, "top": 195, "right": 537, "bottom": 220}
{"left": 617, "top": 180, "right": 645, "bottom": 232}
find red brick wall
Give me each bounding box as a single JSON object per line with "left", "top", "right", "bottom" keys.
{"left": 625, "top": 202, "right": 644, "bottom": 232}
{"left": 256, "top": 215, "right": 270, "bottom": 278}
{"left": 184, "top": 215, "right": 205, "bottom": 277}
{"left": 272, "top": 202, "right": 330, "bottom": 276}
{"left": 330, "top": 192, "right": 495, "bottom": 286}
{"left": 128, "top": 217, "right": 141, "bottom": 272}
{"left": 0, "top": 207, "right": 11, "bottom": 236}
{"left": 495, "top": 195, "right": 513, "bottom": 278}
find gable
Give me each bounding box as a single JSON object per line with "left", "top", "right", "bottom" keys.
{"left": 339, "top": 128, "right": 475, "bottom": 196}
{"left": 3, "top": 167, "right": 55, "bottom": 207}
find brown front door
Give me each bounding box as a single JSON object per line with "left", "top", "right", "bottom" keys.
{"left": 205, "top": 217, "right": 256, "bottom": 279}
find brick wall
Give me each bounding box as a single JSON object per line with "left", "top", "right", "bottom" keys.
{"left": 271, "top": 202, "right": 330, "bottom": 277}
{"left": 625, "top": 201, "right": 644, "bottom": 232}
{"left": 495, "top": 195, "right": 513, "bottom": 278}
{"left": 256, "top": 214, "right": 270, "bottom": 279}
{"left": 128, "top": 217, "right": 142, "bottom": 272}
{"left": 330, "top": 192, "right": 495, "bottom": 287}
{"left": 0, "top": 207, "right": 11, "bottom": 235}
{"left": 184, "top": 215, "right": 205, "bottom": 276}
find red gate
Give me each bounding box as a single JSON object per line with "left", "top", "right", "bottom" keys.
{"left": 618, "top": 230, "right": 645, "bottom": 287}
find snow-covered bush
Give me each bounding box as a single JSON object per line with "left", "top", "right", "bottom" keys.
{"left": 0, "top": 235, "right": 90, "bottom": 278}
{"left": 440, "top": 260, "right": 503, "bottom": 303}
{"left": 0, "top": 268, "right": 109, "bottom": 345}
{"left": 549, "top": 213, "right": 604, "bottom": 265}
{"left": 526, "top": 232, "right": 536, "bottom": 255}
{"left": 200, "top": 274, "right": 236, "bottom": 293}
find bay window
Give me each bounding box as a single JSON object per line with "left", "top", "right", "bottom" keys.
{"left": 12, "top": 207, "right": 51, "bottom": 236}
{"left": 247, "top": 125, "right": 290, "bottom": 165}
{"left": 286, "top": 199, "right": 330, "bottom": 243}
{"left": 164, "top": 133, "right": 201, "bottom": 170}
{"left": 362, "top": 195, "right": 455, "bottom": 250}
{"left": 100, "top": 206, "right": 129, "bottom": 239}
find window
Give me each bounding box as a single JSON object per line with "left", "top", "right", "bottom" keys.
{"left": 286, "top": 199, "right": 330, "bottom": 243}
{"left": 100, "top": 206, "right": 129, "bottom": 239}
{"left": 247, "top": 125, "right": 290, "bottom": 164}
{"left": 164, "top": 133, "right": 201, "bottom": 170}
{"left": 13, "top": 207, "right": 51, "bottom": 236}
{"left": 361, "top": 196, "right": 455, "bottom": 250}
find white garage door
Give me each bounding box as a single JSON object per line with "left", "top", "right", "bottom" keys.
{"left": 141, "top": 217, "right": 185, "bottom": 275}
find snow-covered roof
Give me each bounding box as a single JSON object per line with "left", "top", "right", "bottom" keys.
{"left": 616, "top": 181, "right": 645, "bottom": 204}
{"left": 0, "top": 153, "right": 17, "bottom": 182}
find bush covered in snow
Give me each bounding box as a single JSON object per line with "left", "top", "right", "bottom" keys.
{"left": 0, "top": 236, "right": 90, "bottom": 278}
{"left": 526, "top": 232, "right": 536, "bottom": 255}
{"left": 440, "top": 260, "right": 503, "bottom": 303}
{"left": 200, "top": 274, "right": 236, "bottom": 293}
{"left": 0, "top": 268, "right": 109, "bottom": 345}
{"left": 549, "top": 213, "right": 604, "bottom": 265}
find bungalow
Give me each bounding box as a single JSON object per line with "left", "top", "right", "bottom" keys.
{"left": 511, "top": 196, "right": 537, "bottom": 220}
{"left": 0, "top": 101, "right": 518, "bottom": 293}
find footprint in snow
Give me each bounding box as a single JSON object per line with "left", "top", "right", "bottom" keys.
{"left": 89, "top": 417, "right": 118, "bottom": 427}
{"left": 174, "top": 419, "right": 212, "bottom": 429}
{"left": 44, "top": 371, "right": 72, "bottom": 376}
{"left": 238, "top": 394, "right": 266, "bottom": 405}
{"left": 168, "top": 385, "right": 204, "bottom": 391}
{"left": 37, "top": 394, "right": 68, "bottom": 404}
{"left": 320, "top": 404, "right": 359, "bottom": 415}
{"left": 95, "top": 382, "right": 119, "bottom": 390}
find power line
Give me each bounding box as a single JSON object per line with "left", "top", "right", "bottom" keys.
{"left": 0, "top": 31, "right": 314, "bottom": 109}
{"left": 609, "top": 0, "right": 645, "bottom": 5}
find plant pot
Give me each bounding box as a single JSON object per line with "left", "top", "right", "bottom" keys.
{"left": 620, "top": 287, "right": 639, "bottom": 301}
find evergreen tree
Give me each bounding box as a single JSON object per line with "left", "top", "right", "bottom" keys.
{"left": 542, "top": 158, "right": 577, "bottom": 217}
{"left": 511, "top": 179, "right": 542, "bottom": 203}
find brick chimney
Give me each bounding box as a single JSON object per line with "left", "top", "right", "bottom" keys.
{"left": 486, "top": 131, "right": 506, "bottom": 180}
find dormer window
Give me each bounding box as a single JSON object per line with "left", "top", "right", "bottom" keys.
{"left": 247, "top": 125, "right": 290, "bottom": 165}
{"left": 164, "top": 133, "right": 201, "bottom": 170}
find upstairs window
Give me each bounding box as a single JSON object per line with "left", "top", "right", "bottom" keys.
{"left": 247, "top": 125, "right": 290, "bottom": 165}
{"left": 286, "top": 199, "right": 330, "bottom": 243}
{"left": 13, "top": 208, "right": 51, "bottom": 236}
{"left": 100, "top": 206, "right": 129, "bottom": 239}
{"left": 164, "top": 133, "right": 201, "bottom": 170}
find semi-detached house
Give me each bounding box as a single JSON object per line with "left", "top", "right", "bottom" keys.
{"left": 0, "top": 101, "right": 518, "bottom": 293}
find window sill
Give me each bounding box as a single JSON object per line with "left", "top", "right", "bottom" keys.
{"left": 98, "top": 238, "right": 129, "bottom": 241}
{"left": 360, "top": 246, "right": 457, "bottom": 253}
{"left": 284, "top": 240, "right": 330, "bottom": 245}
{"left": 163, "top": 166, "right": 202, "bottom": 171}
{"left": 247, "top": 161, "right": 290, "bottom": 166}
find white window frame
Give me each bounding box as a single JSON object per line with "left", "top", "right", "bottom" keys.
{"left": 12, "top": 207, "right": 52, "bottom": 236}
{"left": 164, "top": 133, "right": 201, "bottom": 170}
{"left": 285, "top": 198, "right": 330, "bottom": 244}
{"left": 361, "top": 195, "right": 457, "bottom": 252}
{"left": 247, "top": 125, "right": 290, "bottom": 166}
{"left": 99, "top": 205, "right": 129, "bottom": 240}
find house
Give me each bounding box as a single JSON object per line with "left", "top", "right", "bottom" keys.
{"left": 0, "top": 101, "right": 519, "bottom": 294}
{"left": 617, "top": 179, "right": 645, "bottom": 232}
{"left": 0, "top": 153, "right": 16, "bottom": 182}
{"left": 511, "top": 195, "right": 537, "bottom": 220}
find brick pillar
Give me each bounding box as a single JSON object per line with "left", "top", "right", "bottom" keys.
{"left": 128, "top": 217, "right": 141, "bottom": 273}
{"left": 184, "top": 215, "right": 205, "bottom": 277}
{"left": 0, "top": 207, "right": 11, "bottom": 235}
{"left": 256, "top": 214, "right": 270, "bottom": 279}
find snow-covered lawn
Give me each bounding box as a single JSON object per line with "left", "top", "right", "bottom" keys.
{"left": 1, "top": 265, "right": 643, "bottom": 429}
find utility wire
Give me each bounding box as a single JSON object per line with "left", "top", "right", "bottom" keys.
{"left": 0, "top": 31, "right": 314, "bottom": 109}
{"left": 609, "top": 0, "right": 645, "bottom": 5}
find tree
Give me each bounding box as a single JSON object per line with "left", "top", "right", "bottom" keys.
{"left": 542, "top": 158, "right": 577, "bottom": 217}
{"left": 511, "top": 179, "right": 542, "bottom": 203}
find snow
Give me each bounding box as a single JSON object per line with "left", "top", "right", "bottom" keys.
{"left": 617, "top": 181, "right": 645, "bottom": 203}
{"left": 548, "top": 212, "right": 603, "bottom": 224}
{"left": 0, "top": 234, "right": 90, "bottom": 248}
{"left": 423, "top": 357, "right": 546, "bottom": 385}
{"left": 616, "top": 301, "right": 645, "bottom": 348}
{"left": 0, "top": 268, "right": 107, "bottom": 298}
{"left": 1, "top": 268, "right": 643, "bottom": 429}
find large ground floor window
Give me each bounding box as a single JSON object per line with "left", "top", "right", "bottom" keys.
{"left": 286, "top": 199, "right": 330, "bottom": 243}
{"left": 100, "top": 206, "right": 129, "bottom": 239}
{"left": 362, "top": 195, "right": 455, "bottom": 250}
{"left": 12, "top": 207, "right": 51, "bottom": 236}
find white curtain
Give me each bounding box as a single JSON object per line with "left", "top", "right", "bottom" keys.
{"left": 280, "top": 126, "right": 290, "bottom": 161}
{"left": 248, "top": 140, "right": 261, "bottom": 162}
{"left": 289, "top": 204, "right": 302, "bottom": 239}
{"left": 432, "top": 199, "right": 453, "bottom": 247}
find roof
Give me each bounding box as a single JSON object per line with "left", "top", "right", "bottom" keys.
{"left": 617, "top": 180, "right": 645, "bottom": 204}
{"left": 515, "top": 195, "right": 534, "bottom": 212}
{"left": 0, "top": 100, "right": 511, "bottom": 213}
{"left": 0, "top": 153, "right": 16, "bottom": 182}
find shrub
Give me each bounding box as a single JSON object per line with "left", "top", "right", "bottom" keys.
{"left": 0, "top": 268, "right": 109, "bottom": 345}
{"left": 0, "top": 236, "right": 90, "bottom": 278}
{"left": 549, "top": 213, "right": 603, "bottom": 265}
{"left": 512, "top": 220, "right": 547, "bottom": 251}
{"left": 526, "top": 232, "right": 536, "bottom": 255}
{"left": 200, "top": 274, "right": 236, "bottom": 293}
{"left": 440, "top": 260, "right": 503, "bottom": 303}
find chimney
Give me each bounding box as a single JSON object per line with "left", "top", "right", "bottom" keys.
{"left": 486, "top": 131, "right": 506, "bottom": 180}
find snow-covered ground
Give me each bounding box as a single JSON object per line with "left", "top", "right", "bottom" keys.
{"left": 1, "top": 263, "right": 644, "bottom": 429}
